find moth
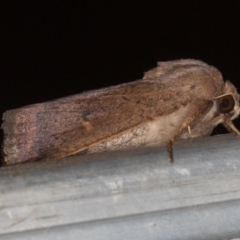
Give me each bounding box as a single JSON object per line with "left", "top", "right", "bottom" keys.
{"left": 2, "top": 59, "right": 240, "bottom": 165}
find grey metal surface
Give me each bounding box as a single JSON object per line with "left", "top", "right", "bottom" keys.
{"left": 1, "top": 133, "right": 240, "bottom": 239}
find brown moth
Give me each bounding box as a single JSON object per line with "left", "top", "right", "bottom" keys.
{"left": 2, "top": 59, "right": 240, "bottom": 165}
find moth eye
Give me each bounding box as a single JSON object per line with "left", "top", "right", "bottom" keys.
{"left": 219, "top": 95, "right": 235, "bottom": 113}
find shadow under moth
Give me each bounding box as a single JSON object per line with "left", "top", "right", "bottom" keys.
{"left": 2, "top": 59, "right": 240, "bottom": 165}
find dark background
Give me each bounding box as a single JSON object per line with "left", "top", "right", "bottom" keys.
{"left": 2, "top": 1, "right": 240, "bottom": 146}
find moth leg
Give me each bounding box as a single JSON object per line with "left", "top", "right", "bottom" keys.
{"left": 167, "top": 123, "right": 193, "bottom": 163}
{"left": 167, "top": 141, "right": 175, "bottom": 164}
{"left": 167, "top": 99, "right": 213, "bottom": 163}
{"left": 222, "top": 114, "right": 240, "bottom": 135}
{"left": 184, "top": 112, "right": 240, "bottom": 139}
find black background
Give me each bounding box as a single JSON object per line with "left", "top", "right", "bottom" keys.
{"left": 2, "top": 1, "right": 240, "bottom": 146}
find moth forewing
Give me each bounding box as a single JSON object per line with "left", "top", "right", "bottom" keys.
{"left": 2, "top": 59, "right": 240, "bottom": 165}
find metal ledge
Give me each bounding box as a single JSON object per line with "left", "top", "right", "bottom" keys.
{"left": 1, "top": 134, "right": 240, "bottom": 239}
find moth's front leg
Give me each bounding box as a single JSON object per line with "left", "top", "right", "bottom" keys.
{"left": 166, "top": 99, "right": 213, "bottom": 163}
{"left": 222, "top": 114, "right": 240, "bottom": 136}
{"left": 179, "top": 115, "right": 240, "bottom": 142}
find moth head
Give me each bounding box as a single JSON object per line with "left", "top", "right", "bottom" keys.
{"left": 214, "top": 80, "right": 240, "bottom": 120}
